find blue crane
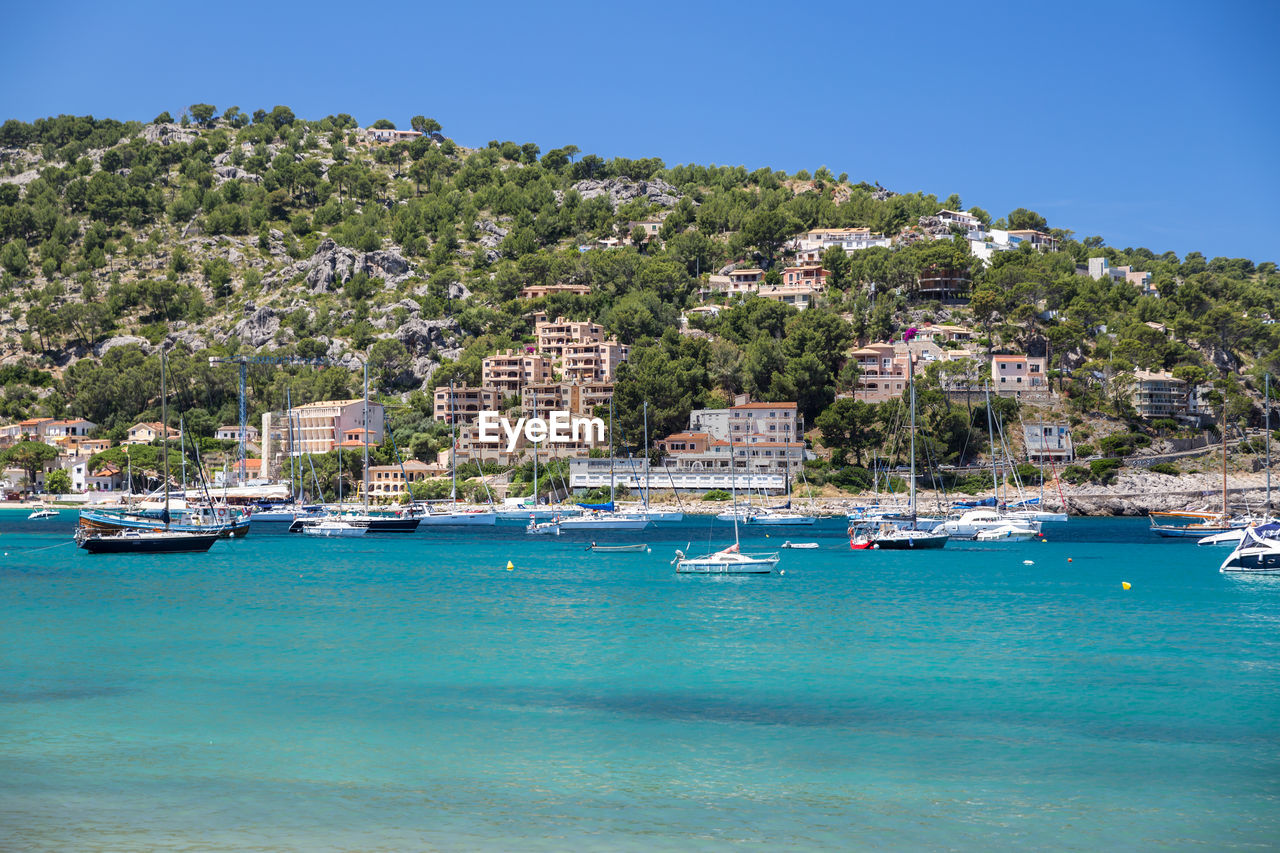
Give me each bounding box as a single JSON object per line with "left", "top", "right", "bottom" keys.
{"left": 206, "top": 354, "right": 335, "bottom": 483}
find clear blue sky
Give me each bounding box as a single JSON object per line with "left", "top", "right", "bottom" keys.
{"left": 3, "top": 0, "right": 1276, "bottom": 262}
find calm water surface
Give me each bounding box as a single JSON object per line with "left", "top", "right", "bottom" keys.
{"left": 1, "top": 512, "right": 1277, "bottom": 850}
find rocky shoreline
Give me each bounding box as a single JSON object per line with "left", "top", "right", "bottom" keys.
{"left": 597, "top": 469, "right": 1273, "bottom": 518}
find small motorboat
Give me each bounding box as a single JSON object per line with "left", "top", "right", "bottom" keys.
{"left": 28, "top": 508, "right": 59, "bottom": 520}
{"left": 780, "top": 541, "right": 819, "bottom": 549}
{"left": 527, "top": 515, "right": 561, "bottom": 535}
{"left": 587, "top": 542, "right": 649, "bottom": 553}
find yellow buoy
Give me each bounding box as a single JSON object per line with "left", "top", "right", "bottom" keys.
{"left": 1122, "top": 581, "right": 1131, "bottom": 590}
{"left": 506, "top": 560, "right": 515, "bottom": 571}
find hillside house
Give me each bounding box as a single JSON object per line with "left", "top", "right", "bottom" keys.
{"left": 123, "top": 422, "right": 182, "bottom": 445}
{"left": 991, "top": 355, "right": 1049, "bottom": 390}
{"left": 1023, "top": 423, "right": 1075, "bottom": 463}
{"left": 703, "top": 268, "right": 764, "bottom": 299}
{"left": 215, "top": 424, "right": 260, "bottom": 442}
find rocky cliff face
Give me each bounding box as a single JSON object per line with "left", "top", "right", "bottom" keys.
{"left": 570, "top": 177, "right": 684, "bottom": 209}
{"left": 255, "top": 238, "right": 417, "bottom": 294}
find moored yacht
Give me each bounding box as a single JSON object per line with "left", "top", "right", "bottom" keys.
{"left": 1220, "top": 523, "right": 1280, "bottom": 573}
{"left": 933, "top": 508, "right": 1039, "bottom": 540}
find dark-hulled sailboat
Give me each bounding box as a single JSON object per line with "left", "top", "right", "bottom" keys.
{"left": 76, "top": 354, "right": 219, "bottom": 555}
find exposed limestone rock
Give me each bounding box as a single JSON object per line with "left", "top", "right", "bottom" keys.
{"left": 301, "top": 238, "right": 414, "bottom": 293}
{"left": 166, "top": 329, "right": 208, "bottom": 351}
{"left": 363, "top": 249, "right": 410, "bottom": 279}
{"left": 393, "top": 317, "right": 460, "bottom": 355}
{"left": 571, "top": 177, "right": 684, "bottom": 209}
{"left": 142, "top": 123, "right": 198, "bottom": 146}
{"left": 95, "top": 335, "right": 152, "bottom": 357}
{"left": 213, "top": 165, "right": 262, "bottom": 184}
{"left": 916, "top": 215, "right": 953, "bottom": 238}
{"left": 0, "top": 169, "right": 40, "bottom": 188}
{"left": 1203, "top": 343, "right": 1240, "bottom": 374}
{"left": 474, "top": 219, "right": 509, "bottom": 250}
{"left": 230, "top": 306, "right": 280, "bottom": 348}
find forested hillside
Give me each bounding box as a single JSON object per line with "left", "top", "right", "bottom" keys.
{"left": 0, "top": 105, "right": 1276, "bottom": 480}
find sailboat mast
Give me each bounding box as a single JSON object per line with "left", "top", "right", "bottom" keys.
{"left": 362, "top": 360, "right": 370, "bottom": 516}
{"left": 643, "top": 401, "right": 650, "bottom": 510}
{"left": 609, "top": 395, "right": 615, "bottom": 505}
{"left": 985, "top": 383, "right": 999, "bottom": 496}
{"left": 179, "top": 416, "right": 186, "bottom": 498}
{"left": 1222, "top": 402, "right": 1228, "bottom": 521}
{"left": 729, "top": 429, "right": 740, "bottom": 546}
{"left": 908, "top": 352, "right": 917, "bottom": 519}
{"left": 160, "top": 353, "right": 171, "bottom": 531}
{"left": 1267, "top": 373, "right": 1272, "bottom": 511}
{"left": 287, "top": 387, "right": 297, "bottom": 502}
{"left": 449, "top": 381, "right": 457, "bottom": 501}
{"left": 532, "top": 388, "right": 538, "bottom": 506}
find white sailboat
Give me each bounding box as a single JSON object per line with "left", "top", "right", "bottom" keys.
{"left": 863, "top": 345, "right": 949, "bottom": 550}
{"left": 639, "top": 401, "right": 682, "bottom": 523}
{"left": 418, "top": 381, "right": 497, "bottom": 526}
{"left": 675, "top": 431, "right": 778, "bottom": 574}
{"left": 559, "top": 396, "right": 651, "bottom": 532}
{"left": 933, "top": 384, "right": 1040, "bottom": 541}
{"left": 1199, "top": 373, "right": 1277, "bottom": 546}
{"left": 746, "top": 419, "right": 816, "bottom": 526}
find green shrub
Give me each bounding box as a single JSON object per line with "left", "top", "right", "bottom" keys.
{"left": 828, "top": 466, "right": 872, "bottom": 492}
{"left": 1089, "top": 458, "right": 1122, "bottom": 485}
{"left": 701, "top": 489, "right": 731, "bottom": 501}
{"left": 1061, "top": 465, "right": 1090, "bottom": 485}
{"left": 950, "top": 473, "right": 992, "bottom": 494}
{"left": 1149, "top": 462, "right": 1180, "bottom": 476}
{"left": 1074, "top": 443, "right": 1094, "bottom": 457}
{"left": 1015, "top": 462, "right": 1043, "bottom": 485}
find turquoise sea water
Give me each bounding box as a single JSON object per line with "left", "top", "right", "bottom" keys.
{"left": 1, "top": 512, "right": 1278, "bottom": 851}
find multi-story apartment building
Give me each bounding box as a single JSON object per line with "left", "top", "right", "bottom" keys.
{"left": 729, "top": 402, "right": 799, "bottom": 443}
{"left": 535, "top": 317, "right": 605, "bottom": 362}
{"left": 1131, "top": 370, "right": 1188, "bottom": 418}
{"left": 563, "top": 340, "right": 628, "bottom": 383}
{"left": 433, "top": 385, "right": 500, "bottom": 424}
{"left": 260, "top": 399, "right": 384, "bottom": 465}
{"left": 848, "top": 343, "right": 910, "bottom": 402}
{"left": 519, "top": 380, "right": 612, "bottom": 421}
{"left": 482, "top": 351, "right": 552, "bottom": 396}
